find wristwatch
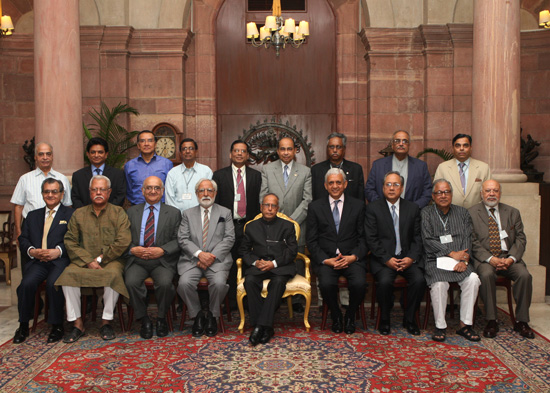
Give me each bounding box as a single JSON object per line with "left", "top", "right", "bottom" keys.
{"left": 460, "top": 260, "right": 468, "bottom": 266}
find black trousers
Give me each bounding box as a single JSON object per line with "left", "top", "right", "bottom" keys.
{"left": 317, "top": 262, "right": 367, "bottom": 320}
{"left": 244, "top": 271, "right": 292, "bottom": 328}
{"left": 373, "top": 263, "right": 426, "bottom": 323}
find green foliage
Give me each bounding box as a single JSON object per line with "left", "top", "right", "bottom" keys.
{"left": 83, "top": 102, "right": 140, "bottom": 169}
{"left": 416, "top": 147, "right": 453, "bottom": 162}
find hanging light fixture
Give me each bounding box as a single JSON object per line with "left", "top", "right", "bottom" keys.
{"left": 540, "top": 10, "right": 550, "bottom": 28}
{"left": 0, "top": 0, "right": 14, "bottom": 37}
{"left": 246, "top": 0, "right": 309, "bottom": 57}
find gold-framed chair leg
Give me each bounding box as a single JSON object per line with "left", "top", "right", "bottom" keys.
{"left": 237, "top": 292, "right": 246, "bottom": 333}
{"left": 303, "top": 292, "right": 311, "bottom": 332}
{"left": 287, "top": 296, "right": 293, "bottom": 318}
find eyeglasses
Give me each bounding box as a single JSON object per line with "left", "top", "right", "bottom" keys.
{"left": 384, "top": 182, "right": 401, "bottom": 188}
{"left": 262, "top": 203, "right": 278, "bottom": 209}
{"left": 328, "top": 145, "right": 344, "bottom": 150}
{"left": 232, "top": 149, "right": 247, "bottom": 154}
{"left": 197, "top": 188, "right": 215, "bottom": 194}
{"left": 138, "top": 138, "right": 155, "bottom": 143}
{"left": 42, "top": 189, "right": 60, "bottom": 195}
{"left": 392, "top": 139, "right": 409, "bottom": 145}
{"left": 143, "top": 186, "right": 163, "bottom": 192}
{"left": 181, "top": 146, "right": 195, "bottom": 151}
{"left": 433, "top": 190, "right": 452, "bottom": 196}
{"left": 89, "top": 188, "right": 110, "bottom": 193}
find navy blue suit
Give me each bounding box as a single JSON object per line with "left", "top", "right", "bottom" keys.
{"left": 17, "top": 204, "right": 74, "bottom": 325}
{"left": 365, "top": 155, "right": 432, "bottom": 209}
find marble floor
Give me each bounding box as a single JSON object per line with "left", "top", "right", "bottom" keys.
{"left": 0, "top": 281, "right": 549, "bottom": 345}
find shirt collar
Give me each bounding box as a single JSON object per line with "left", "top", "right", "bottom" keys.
{"left": 386, "top": 198, "right": 400, "bottom": 210}
{"left": 455, "top": 157, "right": 471, "bottom": 168}
{"left": 281, "top": 160, "right": 293, "bottom": 172}
{"left": 138, "top": 154, "right": 158, "bottom": 163}
{"left": 46, "top": 203, "right": 61, "bottom": 213}
{"left": 232, "top": 164, "right": 246, "bottom": 175}
{"left": 34, "top": 167, "right": 55, "bottom": 177}
{"left": 484, "top": 203, "right": 499, "bottom": 214}
{"left": 91, "top": 163, "right": 106, "bottom": 173}
{"left": 329, "top": 193, "right": 345, "bottom": 206}
{"left": 145, "top": 201, "right": 162, "bottom": 212}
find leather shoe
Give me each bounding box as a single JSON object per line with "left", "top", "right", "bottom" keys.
{"left": 47, "top": 324, "right": 64, "bottom": 343}
{"left": 514, "top": 321, "right": 535, "bottom": 339}
{"left": 204, "top": 311, "right": 218, "bottom": 337}
{"left": 379, "top": 320, "right": 391, "bottom": 335}
{"left": 249, "top": 326, "right": 263, "bottom": 346}
{"left": 344, "top": 316, "right": 356, "bottom": 335}
{"left": 156, "top": 318, "right": 169, "bottom": 338}
{"left": 259, "top": 326, "right": 274, "bottom": 344}
{"left": 331, "top": 316, "right": 343, "bottom": 333}
{"left": 192, "top": 311, "right": 205, "bottom": 337}
{"left": 140, "top": 317, "right": 153, "bottom": 339}
{"left": 13, "top": 324, "right": 30, "bottom": 344}
{"left": 403, "top": 320, "right": 420, "bottom": 336}
{"left": 483, "top": 320, "right": 499, "bottom": 338}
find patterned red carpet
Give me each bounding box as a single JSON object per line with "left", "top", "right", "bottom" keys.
{"left": 1, "top": 308, "right": 549, "bottom": 392}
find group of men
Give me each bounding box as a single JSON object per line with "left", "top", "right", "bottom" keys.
{"left": 10, "top": 129, "right": 535, "bottom": 347}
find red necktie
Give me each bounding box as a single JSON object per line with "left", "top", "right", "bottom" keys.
{"left": 144, "top": 206, "right": 155, "bottom": 247}
{"left": 237, "top": 168, "right": 246, "bottom": 218}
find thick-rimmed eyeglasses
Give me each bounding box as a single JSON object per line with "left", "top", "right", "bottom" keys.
{"left": 42, "top": 189, "right": 60, "bottom": 195}
{"left": 433, "top": 190, "right": 452, "bottom": 196}
{"left": 143, "top": 186, "right": 163, "bottom": 192}
{"left": 392, "top": 139, "right": 409, "bottom": 145}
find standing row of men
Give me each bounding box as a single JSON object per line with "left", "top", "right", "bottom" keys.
{"left": 10, "top": 129, "right": 534, "bottom": 346}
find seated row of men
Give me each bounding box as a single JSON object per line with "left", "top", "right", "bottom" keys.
{"left": 11, "top": 131, "right": 534, "bottom": 347}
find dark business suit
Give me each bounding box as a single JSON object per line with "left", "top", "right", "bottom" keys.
{"left": 71, "top": 165, "right": 127, "bottom": 208}
{"left": 239, "top": 216, "right": 297, "bottom": 327}
{"left": 469, "top": 202, "right": 532, "bottom": 322}
{"left": 17, "top": 204, "right": 74, "bottom": 325}
{"left": 124, "top": 203, "right": 182, "bottom": 320}
{"left": 306, "top": 196, "right": 368, "bottom": 320}
{"left": 365, "top": 155, "right": 432, "bottom": 208}
{"left": 213, "top": 165, "right": 262, "bottom": 307}
{"left": 311, "top": 159, "right": 365, "bottom": 201}
{"left": 365, "top": 198, "right": 426, "bottom": 323}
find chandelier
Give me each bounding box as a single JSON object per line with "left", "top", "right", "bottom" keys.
{"left": 0, "top": 0, "right": 14, "bottom": 37}
{"left": 540, "top": 10, "right": 550, "bottom": 28}
{"left": 246, "top": 0, "right": 309, "bottom": 57}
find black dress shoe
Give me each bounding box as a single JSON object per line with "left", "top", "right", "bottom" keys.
{"left": 249, "top": 326, "right": 263, "bottom": 346}
{"left": 344, "top": 316, "right": 356, "bottom": 335}
{"left": 483, "top": 320, "right": 499, "bottom": 338}
{"left": 403, "top": 320, "right": 420, "bottom": 335}
{"left": 514, "top": 321, "right": 535, "bottom": 339}
{"left": 204, "top": 311, "right": 218, "bottom": 337}
{"left": 331, "top": 316, "right": 343, "bottom": 333}
{"left": 259, "top": 326, "right": 274, "bottom": 344}
{"left": 140, "top": 317, "right": 153, "bottom": 339}
{"left": 13, "top": 324, "right": 30, "bottom": 344}
{"left": 47, "top": 324, "right": 64, "bottom": 343}
{"left": 379, "top": 320, "right": 391, "bottom": 335}
{"left": 192, "top": 311, "right": 206, "bottom": 337}
{"left": 156, "top": 318, "right": 169, "bottom": 338}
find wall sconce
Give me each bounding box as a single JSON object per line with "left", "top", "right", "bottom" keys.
{"left": 540, "top": 10, "right": 550, "bottom": 28}
{"left": 0, "top": 0, "right": 14, "bottom": 37}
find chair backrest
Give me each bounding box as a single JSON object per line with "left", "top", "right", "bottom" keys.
{"left": 245, "top": 212, "right": 300, "bottom": 241}
{"left": 0, "top": 211, "right": 12, "bottom": 248}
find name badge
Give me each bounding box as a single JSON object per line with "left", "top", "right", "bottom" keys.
{"left": 440, "top": 235, "right": 453, "bottom": 244}
{"left": 500, "top": 230, "right": 508, "bottom": 239}
{"left": 235, "top": 194, "right": 241, "bottom": 202}
{"left": 182, "top": 193, "right": 192, "bottom": 200}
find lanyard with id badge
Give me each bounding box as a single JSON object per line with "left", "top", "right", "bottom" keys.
{"left": 438, "top": 214, "right": 453, "bottom": 244}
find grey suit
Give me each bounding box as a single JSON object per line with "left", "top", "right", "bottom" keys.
{"left": 177, "top": 203, "right": 235, "bottom": 318}
{"left": 124, "top": 203, "right": 182, "bottom": 320}
{"left": 469, "top": 202, "right": 532, "bottom": 322}
{"left": 260, "top": 161, "right": 312, "bottom": 247}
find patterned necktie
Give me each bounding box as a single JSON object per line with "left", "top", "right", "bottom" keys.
{"left": 41, "top": 209, "right": 54, "bottom": 249}
{"left": 391, "top": 205, "right": 402, "bottom": 255}
{"left": 144, "top": 206, "right": 155, "bottom": 247}
{"left": 284, "top": 165, "right": 289, "bottom": 188}
{"left": 237, "top": 168, "right": 246, "bottom": 218}
{"left": 202, "top": 208, "right": 209, "bottom": 249}
{"left": 459, "top": 162, "right": 466, "bottom": 194}
{"left": 488, "top": 208, "right": 502, "bottom": 256}
{"left": 332, "top": 200, "right": 340, "bottom": 233}
{"left": 95, "top": 168, "right": 101, "bottom": 176}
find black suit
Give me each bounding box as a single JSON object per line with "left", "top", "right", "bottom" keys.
{"left": 17, "top": 204, "right": 74, "bottom": 325}
{"left": 364, "top": 198, "right": 426, "bottom": 323}
{"left": 239, "top": 217, "right": 297, "bottom": 327}
{"left": 306, "top": 196, "right": 368, "bottom": 320}
{"left": 311, "top": 159, "right": 365, "bottom": 201}
{"left": 71, "top": 165, "right": 127, "bottom": 208}
{"left": 213, "top": 165, "right": 262, "bottom": 307}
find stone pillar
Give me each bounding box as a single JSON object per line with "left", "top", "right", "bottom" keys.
{"left": 34, "top": 0, "right": 83, "bottom": 174}
{"left": 472, "top": 0, "right": 526, "bottom": 182}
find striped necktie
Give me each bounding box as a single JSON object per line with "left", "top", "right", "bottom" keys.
{"left": 144, "top": 206, "right": 155, "bottom": 247}
{"left": 202, "top": 208, "right": 209, "bottom": 249}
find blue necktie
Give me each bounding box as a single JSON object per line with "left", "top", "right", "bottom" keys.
{"left": 284, "top": 165, "right": 289, "bottom": 188}
{"left": 392, "top": 205, "right": 402, "bottom": 255}
{"left": 95, "top": 168, "right": 101, "bottom": 176}
{"left": 333, "top": 200, "right": 340, "bottom": 233}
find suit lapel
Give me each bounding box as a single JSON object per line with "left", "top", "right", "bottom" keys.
{"left": 205, "top": 205, "right": 220, "bottom": 248}
{"left": 133, "top": 205, "right": 145, "bottom": 243}
{"left": 448, "top": 161, "right": 464, "bottom": 196}
{"left": 465, "top": 160, "right": 478, "bottom": 198}
{"left": 285, "top": 164, "right": 299, "bottom": 192}
{"left": 272, "top": 163, "right": 286, "bottom": 193}
{"left": 156, "top": 204, "right": 168, "bottom": 243}
{"left": 322, "top": 199, "right": 338, "bottom": 234}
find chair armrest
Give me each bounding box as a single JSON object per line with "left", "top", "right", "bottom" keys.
{"left": 236, "top": 258, "right": 243, "bottom": 282}
{"left": 296, "top": 252, "right": 311, "bottom": 283}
